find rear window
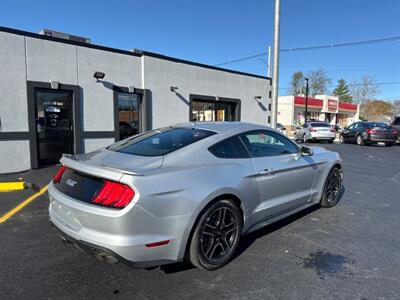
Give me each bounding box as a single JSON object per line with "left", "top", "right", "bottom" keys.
{"left": 365, "top": 122, "right": 390, "bottom": 128}
{"left": 392, "top": 117, "right": 400, "bottom": 125}
{"left": 309, "top": 122, "right": 330, "bottom": 127}
{"left": 107, "top": 127, "right": 216, "bottom": 156}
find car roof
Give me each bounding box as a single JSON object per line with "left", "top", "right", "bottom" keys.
{"left": 174, "top": 122, "right": 270, "bottom": 134}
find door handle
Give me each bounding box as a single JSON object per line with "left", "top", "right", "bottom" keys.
{"left": 258, "top": 168, "right": 274, "bottom": 175}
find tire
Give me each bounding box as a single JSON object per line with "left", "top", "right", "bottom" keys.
{"left": 328, "top": 139, "right": 334, "bottom": 144}
{"left": 339, "top": 135, "right": 345, "bottom": 144}
{"left": 356, "top": 135, "right": 364, "bottom": 146}
{"left": 321, "top": 167, "right": 342, "bottom": 208}
{"left": 188, "top": 199, "right": 243, "bottom": 270}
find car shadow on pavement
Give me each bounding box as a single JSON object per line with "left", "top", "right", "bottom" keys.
{"left": 233, "top": 186, "right": 346, "bottom": 262}
{"left": 160, "top": 186, "right": 346, "bottom": 274}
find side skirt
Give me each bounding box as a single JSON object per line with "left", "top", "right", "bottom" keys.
{"left": 244, "top": 202, "right": 317, "bottom": 234}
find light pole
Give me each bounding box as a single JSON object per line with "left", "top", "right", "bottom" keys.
{"left": 271, "top": 0, "right": 281, "bottom": 129}
{"left": 304, "top": 77, "right": 309, "bottom": 122}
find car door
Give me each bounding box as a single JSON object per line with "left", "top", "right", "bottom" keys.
{"left": 343, "top": 123, "right": 356, "bottom": 142}
{"left": 240, "top": 130, "right": 318, "bottom": 218}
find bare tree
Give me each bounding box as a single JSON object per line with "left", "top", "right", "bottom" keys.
{"left": 392, "top": 99, "right": 400, "bottom": 116}
{"left": 306, "top": 69, "right": 331, "bottom": 96}
{"left": 349, "top": 75, "right": 379, "bottom": 105}
{"left": 288, "top": 71, "right": 305, "bottom": 95}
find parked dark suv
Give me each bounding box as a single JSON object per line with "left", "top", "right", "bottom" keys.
{"left": 391, "top": 117, "right": 400, "bottom": 142}
{"left": 339, "top": 121, "right": 398, "bottom": 146}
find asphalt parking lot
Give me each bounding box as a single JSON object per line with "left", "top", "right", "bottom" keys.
{"left": 1, "top": 143, "right": 399, "bottom": 300}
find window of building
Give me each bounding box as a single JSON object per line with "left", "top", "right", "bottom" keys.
{"left": 191, "top": 98, "right": 239, "bottom": 122}
{"left": 240, "top": 130, "right": 298, "bottom": 158}
{"left": 209, "top": 136, "right": 249, "bottom": 159}
{"left": 117, "top": 92, "right": 140, "bottom": 140}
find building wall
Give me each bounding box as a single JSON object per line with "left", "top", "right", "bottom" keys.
{"left": 144, "top": 56, "right": 270, "bottom": 129}
{"left": 0, "top": 29, "right": 271, "bottom": 173}
{"left": 0, "top": 32, "right": 28, "bottom": 132}
{"left": 277, "top": 96, "right": 295, "bottom": 126}
{"left": 77, "top": 47, "right": 142, "bottom": 132}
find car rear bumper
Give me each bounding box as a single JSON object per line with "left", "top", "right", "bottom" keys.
{"left": 366, "top": 134, "right": 396, "bottom": 142}
{"left": 49, "top": 220, "right": 176, "bottom": 268}
{"left": 309, "top": 132, "right": 336, "bottom": 140}
{"left": 48, "top": 182, "right": 189, "bottom": 267}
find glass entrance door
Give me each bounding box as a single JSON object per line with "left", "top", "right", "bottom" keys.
{"left": 191, "top": 100, "right": 237, "bottom": 122}
{"left": 35, "top": 89, "right": 74, "bottom": 166}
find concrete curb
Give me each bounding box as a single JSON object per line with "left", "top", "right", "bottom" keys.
{"left": 0, "top": 181, "right": 39, "bottom": 192}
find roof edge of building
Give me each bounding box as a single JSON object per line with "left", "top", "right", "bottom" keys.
{"left": 0, "top": 26, "right": 271, "bottom": 81}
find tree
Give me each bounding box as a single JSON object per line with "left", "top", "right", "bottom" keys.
{"left": 361, "top": 100, "right": 393, "bottom": 121}
{"left": 306, "top": 69, "right": 331, "bottom": 96}
{"left": 392, "top": 100, "right": 400, "bottom": 116}
{"left": 288, "top": 71, "right": 305, "bottom": 95}
{"left": 333, "top": 79, "right": 353, "bottom": 103}
{"left": 349, "top": 75, "right": 379, "bottom": 105}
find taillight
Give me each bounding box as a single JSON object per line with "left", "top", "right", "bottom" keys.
{"left": 365, "top": 129, "right": 376, "bottom": 134}
{"left": 92, "top": 180, "right": 135, "bottom": 209}
{"left": 393, "top": 129, "right": 398, "bottom": 135}
{"left": 330, "top": 128, "right": 336, "bottom": 132}
{"left": 53, "top": 166, "right": 67, "bottom": 183}
{"left": 309, "top": 128, "right": 317, "bottom": 132}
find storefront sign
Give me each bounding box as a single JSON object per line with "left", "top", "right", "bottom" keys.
{"left": 327, "top": 99, "right": 338, "bottom": 112}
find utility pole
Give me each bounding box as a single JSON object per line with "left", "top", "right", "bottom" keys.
{"left": 267, "top": 46, "right": 271, "bottom": 77}
{"left": 304, "top": 77, "right": 309, "bottom": 122}
{"left": 271, "top": 0, "right": 281, "bottom": 129}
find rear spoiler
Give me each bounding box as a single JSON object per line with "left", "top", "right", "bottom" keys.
{"left": 60, "top": 154, "right": 143, "bottom": 182}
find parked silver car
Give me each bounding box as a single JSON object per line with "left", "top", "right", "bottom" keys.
{"left": 295, "top": 121, "right": 336, "bottom": 143}
{"left": 48, "top": 122, "right": 343, "bottom": 270}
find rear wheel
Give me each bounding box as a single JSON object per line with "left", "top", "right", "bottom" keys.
{"left": 385, "top": 142, "right": 394, "bottom": 147}
{"left": 188, "top": 199, "right": 242, "bottom": 270}
{"left": 356, "top": 135, "right": 364, "bottom": 146}
{"left": 321, "top": 167, "right": 342, "bottom": 208}
{"left": 328, "top": 139, "right": 334, "bottom": 144}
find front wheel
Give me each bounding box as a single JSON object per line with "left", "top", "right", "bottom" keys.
{"left": 321, "top": 167, "right": 342, "bottom": 208}
{"left": 188, "top": 199, "right": 242, "bottom": 270}
{"left": 339, "top": 135, "right": 345, "bottom": 144}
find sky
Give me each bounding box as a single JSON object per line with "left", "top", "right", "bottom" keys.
{"left": 1, "top": 0, "right": 399, "bottom": 100}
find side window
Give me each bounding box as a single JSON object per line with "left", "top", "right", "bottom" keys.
{"left": 209, "top": 136, "right": 249, "bottom": 159}
{"left": 240, "top": 130, "right": 299, "bottom": 158}
{"left": 348, "top": 123, "right": 355, "bottom": 130}
{"left": 354, "top": 123, "right": 362, "bottom": 130}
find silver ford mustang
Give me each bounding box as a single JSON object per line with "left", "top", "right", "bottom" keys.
{"left": 48, "top": 122, "right": 343, "bottom": 270}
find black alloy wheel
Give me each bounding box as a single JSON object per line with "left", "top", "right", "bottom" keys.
{"left": 321, "top": 167, "right": 342, "bottom": 208}
{"left": 188, "top": 199, "right": 242, "bottom": 270}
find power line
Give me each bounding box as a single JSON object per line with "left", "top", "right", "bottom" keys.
{"left": 214, "top": 35, "right": 400, "bottom": 66}
{"left": 278, "top": 81, "right": 400, "bottom": 90}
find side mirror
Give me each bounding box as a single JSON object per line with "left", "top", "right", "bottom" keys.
{"left": 300, "top": 146, "right": 313, "bottom": 156}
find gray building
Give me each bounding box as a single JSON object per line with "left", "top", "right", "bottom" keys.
{"left": 0, "top": 27, "right": 271, "bottom": 174}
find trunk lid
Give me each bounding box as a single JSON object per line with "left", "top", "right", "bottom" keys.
{"left": 61, "top": 148, "right": 163, "bottom": 177}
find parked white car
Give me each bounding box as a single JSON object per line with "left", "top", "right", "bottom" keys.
{"left": 295, "top": 121, "right": 336, "bottom": 143}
